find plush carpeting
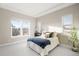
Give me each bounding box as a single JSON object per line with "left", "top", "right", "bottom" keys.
{"left": 0, "top": 40, "right": 79, "bottom": 56}
{"left": 48, "top": 44, "right": 79, "bottom": 56}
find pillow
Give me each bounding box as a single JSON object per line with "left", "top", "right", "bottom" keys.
{"left": 49, "top": 32, "right": 54, "bottom": 38}
{"left": 44, "top": 32, "right": 50, "bottom": 38}
{"left": 49, "top": 32, "right": 58, "bottom": 38}
{"left": 54, "top": 32, "right": 57, "bottom": 37}
{"left": 41, "top": 32, "right": 58, "bottom": 38}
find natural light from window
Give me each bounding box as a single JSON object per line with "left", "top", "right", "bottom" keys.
{"left": 11, "top": 19, "right": 30, "bottom": 37}
{"left": 48, "top": 26, "right": 63, "bottom": 33}
{"left": 62, "top": 14, "right": 73, "bottom": 33}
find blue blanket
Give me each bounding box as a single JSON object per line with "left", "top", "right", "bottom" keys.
{"left": 27, "top": 38, "right": 51, "bottom": 49}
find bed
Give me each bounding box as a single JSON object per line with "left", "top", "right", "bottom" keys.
{"left": 27, "top": 32, "right": 60, "bottom": 56}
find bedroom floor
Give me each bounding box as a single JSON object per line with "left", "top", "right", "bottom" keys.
{"left": 0, "top": 40, "right": 79, "bottom": 56}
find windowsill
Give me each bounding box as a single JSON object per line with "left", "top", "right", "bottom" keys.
{"left": 11, "top": 35, "right": 30, "bottom": 38}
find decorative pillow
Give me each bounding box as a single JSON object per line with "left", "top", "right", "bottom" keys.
{"left": 54, "top": 32, "right": 58, "bottom": 37}
{"left": 44, "top": 32, "right": 50, "bottom": 38}
{"left": 49, "top": 32, "right": 54, "bottom": 38}
{"left": 41, "top": 32, "right": 58, "bottom": 38}
{"left": 49, "top": 32, "right": 58, "bottom": 38}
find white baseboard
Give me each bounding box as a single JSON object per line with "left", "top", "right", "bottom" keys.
{"left": 0, "top": 39, "right": 26, "bottom": 47}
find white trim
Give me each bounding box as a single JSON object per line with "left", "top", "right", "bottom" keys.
{"left": 35, "top": 3, "right": 75, "bottom": 17}
{"left": 0, "top": 3, "right": 75, "bottom": 17}
{"left": 0, "top": 39, "right": 26, "bottom": 47}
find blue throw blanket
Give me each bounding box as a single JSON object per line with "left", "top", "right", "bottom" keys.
{"left": 27, "top": 38, "right": 51, "bottom": 49}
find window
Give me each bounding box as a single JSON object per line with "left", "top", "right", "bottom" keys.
{"left": 62, "top": 14, "right": 73, "bottom": 33}
{"left": 22, "top": 22, "right": 30, "bottom": 36}
{"left": 48, "top": 26, "right": 63, "bottom": 33}
{"left": 11, "top": 20, "right": 30, "bottom": 37}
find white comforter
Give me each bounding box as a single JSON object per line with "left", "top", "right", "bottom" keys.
{"left": 27, "top": 37, "right": 59, "bottom": 56}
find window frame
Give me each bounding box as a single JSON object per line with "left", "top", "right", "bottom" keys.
{"left": 11, "top": 20, "right": 30, "bottom": 38}
{"left": 62, "top": 14, "right": 73, "bottom": 33}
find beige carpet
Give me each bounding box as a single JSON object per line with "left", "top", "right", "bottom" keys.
{"left": 0, "top": 40, "right": 79, "bottom": 56}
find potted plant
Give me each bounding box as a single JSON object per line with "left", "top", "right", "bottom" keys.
{"left": 71, "top": 26, "right": 79, "bottom": 52}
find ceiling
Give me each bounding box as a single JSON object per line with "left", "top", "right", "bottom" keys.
{"left": 0, "top": 3, "right": 74, "bottom": 17}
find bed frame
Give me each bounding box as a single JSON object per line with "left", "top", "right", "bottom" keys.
{"left": 27, "top": 37, "right": 59, "bottom": 56}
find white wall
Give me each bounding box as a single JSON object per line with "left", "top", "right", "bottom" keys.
{"left": 0, "top": 8, "right": 35, "bottom": 44}
{"left": 37, "top": 4, "right": 79, "bottom": 33}
{"left": 37, "top": 4, "right": 79, "bottom": 44}
{"left": 0, "top": 4, "right": 79, "bottom": 45}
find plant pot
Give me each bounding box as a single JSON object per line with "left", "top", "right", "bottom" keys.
{"left": 72, "top": 47, "right": 79, "bottom": 52}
